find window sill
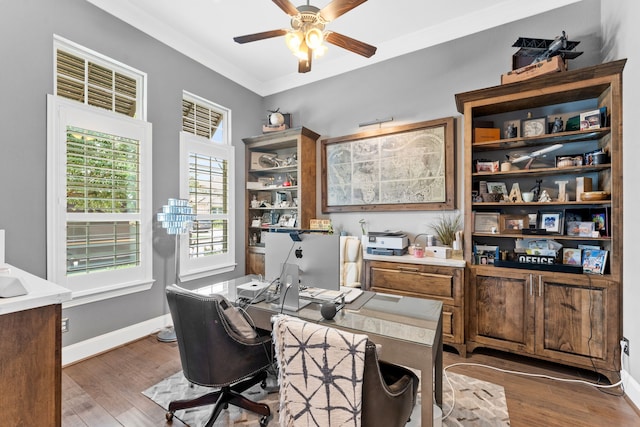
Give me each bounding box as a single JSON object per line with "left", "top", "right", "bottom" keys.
{"left": 179, "top": 262, "right": 237, "bottom": 282}
{"left": 62, "top": 278, "right": 155, "bottom": 308}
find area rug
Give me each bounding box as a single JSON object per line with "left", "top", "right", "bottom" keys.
{"left": 143, "top": 370, "right": 510, "bottom": 426}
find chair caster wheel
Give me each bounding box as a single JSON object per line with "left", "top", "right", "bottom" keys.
{"left": 261, "top": 379, "right": 267, "bottom": 388}
{"left": 166, "top": 411, "right": 174, "bottom": 421}
{"left": 260, "top": 415, "right": 270, "bottom": 426}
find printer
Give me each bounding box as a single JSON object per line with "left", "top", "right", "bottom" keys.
{"left": 362, "top": 231, "right": 409, "bottom": 256}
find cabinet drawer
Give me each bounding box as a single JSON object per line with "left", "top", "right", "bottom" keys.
{"left": 369, "top": 265, "right": 458, "bottom": 302}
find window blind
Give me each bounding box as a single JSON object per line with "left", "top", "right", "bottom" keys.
{"left": 56, "top": 49, "right": 138, "bottom": 117}
{"left": 182, "top": 98, "right": 223, "bottom": 139}
{"left": 188, "top": 153, "right": 228, "bottom": 258}
{"left": 65, "top": 125, "right": 141, "bottom": 274}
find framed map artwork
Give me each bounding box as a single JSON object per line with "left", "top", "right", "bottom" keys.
{"left": 321, "top": 117, "right": 456, "bottom": 212}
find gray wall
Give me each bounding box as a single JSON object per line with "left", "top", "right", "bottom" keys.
{"left": 263, "top": 0, "right": 602, "bottom": 238}
{"left": 0, "top": 0, "right": 264, "bottom": 345}
{"left": 602, "top": 0, "right": 640, "bottom": 394}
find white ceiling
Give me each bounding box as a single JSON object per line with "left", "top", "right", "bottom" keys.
{"left": 87, "top": 0, "right": 582, "bottom": 96}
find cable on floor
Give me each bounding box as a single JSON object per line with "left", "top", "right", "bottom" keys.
{"left": 441, "top": 342, "right": 626, "bottom": 421}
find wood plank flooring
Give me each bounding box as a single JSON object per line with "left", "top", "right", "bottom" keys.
{"left": 62, "top": 336, "right": 640, "bottom": 426}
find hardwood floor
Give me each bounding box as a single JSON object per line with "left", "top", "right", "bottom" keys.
{"left": 62, "top": 335, "right": 640, "bottom": 426}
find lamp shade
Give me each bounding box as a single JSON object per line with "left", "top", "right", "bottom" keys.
{"left": 157, "top": 198, "right": 195, "bottom": 235}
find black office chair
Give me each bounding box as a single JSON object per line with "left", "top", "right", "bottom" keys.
{"left": 273, "top": 316, "right": 418, "bottom": 427}
{"left": 165, "top": 284, "right": 272, "bottom": 427}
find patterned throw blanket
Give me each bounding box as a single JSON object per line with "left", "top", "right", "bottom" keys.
{"left": 272, "top": 315, "right": 368, "bottom": 427}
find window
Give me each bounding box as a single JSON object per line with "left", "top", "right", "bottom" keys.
{"left": 54, "top": 35, "right": 145, "bottom": 119}
{"left": 179, "top": 92, "right": 235, "bottom": 280}
{"left": 48, "top": 38, "right": 151, "bottom": 304}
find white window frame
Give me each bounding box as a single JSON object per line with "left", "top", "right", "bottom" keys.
{"left": 179, "top": 93, "right": 235, "bottom": 281}
{"left": 47, "top": 95, "right": 153, "bottom": 305}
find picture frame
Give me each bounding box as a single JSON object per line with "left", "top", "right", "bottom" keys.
{"left": 321, "top": 117, "right": 456, "bottom": 212}
{"left": 486, "top": 182, "right": 508, "bottom": 195}
{"left": 582, "top": 249, "right": 608, "bottom": 274}
{"left": 474, "top": 244, "right": 500, "bottom": 265}
{"left": 474, "top": 211, "right": 500, "bottom": 233}
{"left": 562, "top": 248, "right": 582, "bottom": 265}
{"left": 566, "top": 221, "right": 595, "bottom": 237}
{"left": 500, "top": 214, "right": 529, "bottom": 233}
{"left": 503, "top": 119, "right": 520, "bottom": 139}
{"left": 580, "top": 109, "right": 601, "bottom": 129}
{"left": 591, "top": 208, "right": 608, "bottom": 236}
{"left": 522, "top": 116, "right": 547, "bottom": 137}
{"left": 538, "top": 211, "right": 563, "bottom": 234}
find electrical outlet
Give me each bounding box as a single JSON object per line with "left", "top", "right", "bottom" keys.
{"left": 61, "top": 318, "right": 69, "bottom": 333}
{"left": 623, "top": 337, "right": 629, "bottom": 356}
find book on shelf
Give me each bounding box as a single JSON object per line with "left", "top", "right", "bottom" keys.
{"left": 582, "top": 249, "right": 608, "bottom": 274}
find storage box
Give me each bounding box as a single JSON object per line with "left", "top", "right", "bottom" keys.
{"left": 501, "top": 56, "right": 567, "bottom": 84}
{"left": 473, "top": 128, "right": 501, "bottom": 142}
{"left": 424, "top": 246, "right": 452, "bottom": 259}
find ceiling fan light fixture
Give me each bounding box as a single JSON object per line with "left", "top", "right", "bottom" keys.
{"left": 285, "top": 30, "right": 303, "bottom": 53}
{"left": 313, "top": 44, "right": 327, "bottom": 58}
{"left": 294, "top": 40, "right": 310, "bottom": 60}
{"left": 305, "top": 27, "right": 324, "bottom": 50}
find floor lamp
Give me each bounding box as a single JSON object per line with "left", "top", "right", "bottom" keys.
{"left": 156, "top": 198, "right": 195, "bottom": 342}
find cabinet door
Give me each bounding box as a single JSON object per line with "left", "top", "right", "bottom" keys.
{"left": 247, "top": 250, "right": 265, "bottom": 276}
{"left": 469, "top": 266, "right": 535, "bottom": 353}
{"left": 535, "top": 273, "right": 617, "bottom": 364}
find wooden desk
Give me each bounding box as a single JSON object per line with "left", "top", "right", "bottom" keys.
{"left": 195, "top": 276, "right": 443, "bottom": 427}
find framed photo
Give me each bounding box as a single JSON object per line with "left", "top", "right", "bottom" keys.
{"left": 321, "top": 117, "right": 456, "bottom": 212}
{"left": 503, "top": 119, "right": 520, "bottom": 139}
{"left": 474, "top": 244, "right": 499, "bottom": 265}
{"left": 500, "top": 214, "right": 529, "bottom": 233}
{"left": 474, "top": 212, "right": 500, "bottom": 233}
{"left": 486, "top": 182, "right": 508, "bottom": 195}
{"left": 566, "top": 221, "right": 595, "bottom": 237}
{"left": 591, "top": 208, "right": 609, "bottom": 236}
{"left": 527, "top": 213, "right": 538, "bottom": 228}
{"left": 580, "top": 109, "right": 601, "bottom": 129}
{"left": 538, "top": 211, "right": 563, "bottom": 234}
{"left": 582, "top": 249, "right": 608, "bottom": 274}
{"left": 522, "top": 116, "right": 547, "bottom": 137}
{"left": 562, "top": 248, "right": 582, "bottom": 265}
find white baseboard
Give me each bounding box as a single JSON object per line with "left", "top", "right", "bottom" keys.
{"left": 62, "top": 313, "right": 172, "bottom": 366}
{"left": 622, "top": 368, "right": 640, "bottom": 411}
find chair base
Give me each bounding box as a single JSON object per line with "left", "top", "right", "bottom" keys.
{"left": 166, "top": 371, "right": 271, "bottom": 427}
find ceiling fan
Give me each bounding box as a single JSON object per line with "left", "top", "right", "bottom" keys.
{"left": 233, "top": 0, "right": 377, "bottom": 73}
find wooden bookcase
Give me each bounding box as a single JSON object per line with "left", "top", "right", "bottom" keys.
{"left": 455, "top": 60, "right": 625, "bottom": 382}
{"left": 243, "top": 127, "right": 320, "bottom": 275}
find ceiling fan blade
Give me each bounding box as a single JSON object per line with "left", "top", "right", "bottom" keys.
{"left": 320, "top": 0, "right": 367, "bottom": 21}
{"left": 272, "top": 0, "right": 299, "bottom": 16}
{"left": 325, "top": 32, "right": 377, "bottom": 58}
{"left": 233, "top": 29, "right": 287, "bottom": 44}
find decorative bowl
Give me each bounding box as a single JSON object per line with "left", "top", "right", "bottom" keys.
{"left": 581, "top": 191, "right": 610, "bottom": 201}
